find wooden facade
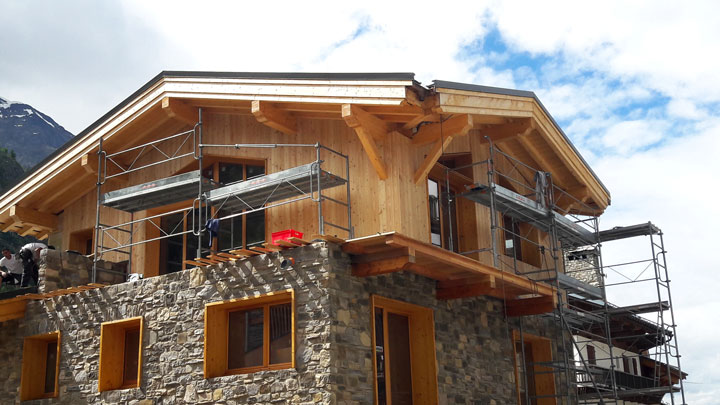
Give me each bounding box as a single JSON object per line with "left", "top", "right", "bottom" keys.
{"left": 0, "top": 71, "right": 611, "bottom": 299}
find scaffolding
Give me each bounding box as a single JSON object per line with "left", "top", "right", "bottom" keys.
{"left": 445, "top": 139, "right": 685, "bottom": 404}
{"left": 92, "top": 109, "right": 353, "bottom": 281}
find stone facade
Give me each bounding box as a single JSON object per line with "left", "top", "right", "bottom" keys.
{"left": 0, "top": 242, "right": 566, "bottom": 404}
{"left": 564, "top": 249, "right": 602, "bottom": 288}
{"left": 39, "top": 250, "right": 126, "bottom": 294}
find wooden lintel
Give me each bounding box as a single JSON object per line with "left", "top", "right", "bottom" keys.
{"left": 505, "top": 295, "right": 557, "bottom": 317}
{"left": 251, "top": 100, "right": 297, "bottom": 135}
{"left": 9, "top": 205, "right": 58, "bottom": 231}
{"left": 161, "top": 97, "right": 198, "bottom": 125}
{"left": 352, "top": 255, "right": 415, "bottom": 277}
{"left": 342, "top": 104, "right": 388, "bottom": 180}
{"left": 436, "top": 276, "right": 497, "bottom": 300}
{"left": 412, "top": 114, "right": 474, "bottom": 146}
{"left": 479, "top": 118, "right": 534, "bottom": 144}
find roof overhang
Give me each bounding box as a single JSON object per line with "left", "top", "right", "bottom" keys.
{"left": 0, "top": 71, "right": 610, "bottom": 235}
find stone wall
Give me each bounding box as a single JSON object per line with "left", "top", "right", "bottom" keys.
{"left": 323, "top": 242, "right": 569, "bottom": 404}
{"left": 0, "top": 242, "right": 567, "bottom": 404}
{"left": 39, "top": 250, "right": 128, "bottom": 293}
{"left": 564, "top": 249, "right": 602, "bottom": 288}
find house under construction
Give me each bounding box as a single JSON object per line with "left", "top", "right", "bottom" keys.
{"left": 0, "top": 72, "right": 685, "bottom": 404}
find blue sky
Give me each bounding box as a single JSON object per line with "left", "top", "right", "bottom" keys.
{"left": 2, "top": 0, "right": 719, "bottom": 402}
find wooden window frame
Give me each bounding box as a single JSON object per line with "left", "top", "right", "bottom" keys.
{"left": 371, "top": 295, "right": 438, "bottom": 404}
{"left": 204, "top": 289, "right": 295, "bottom": 378}
{"left": 20, "top": 331, "right": 61, "bottom": 401}
{"left": 99, "top": 317, "right": 144, "bottom": 392}
{"left": 512, "top": 330, "right": 556, "bottom": 405}
{"left": 153, "top": 157, "right": 269, "bottom": 274}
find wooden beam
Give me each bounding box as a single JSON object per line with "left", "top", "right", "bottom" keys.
{"left": 436, "top": 276, "right": 497, "bottom": 300}
{"left": 18, "top": 225, "right": 37, "bottom": 237}
{"left": 479, "top": 118, "right": 533, "bottom": 144}
{"left": 412, "top": 114, "right": 474, "bottom": 146}
{"left": 342, "top": 104, "right": 388, "bottom": 180}
{"left": 251, "top": 100, "right": 297, "bottom": 135}
{"left": 0, "top": 219, "right": 21, "bottom": 233}
{"left": 352, "top": 255, "right": 415, "bottom": 277}
{"left": 161, "top": 97, "right": 198, "bottom": 125}
{"left": 505, "top": 295, "right": 557, "bottom": 317}
{"left": 515, "top": 131, "right": 571, "bottom": 188}
{"left": 9, "top": 205, "right": 58, "bottom": 231}
{"left": 402, "top": 113, "right": 441, "bottom": 131}
{"left": 413, "top": 136, "right": 455, "bottom": 185}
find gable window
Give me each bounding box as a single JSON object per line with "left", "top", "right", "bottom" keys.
{"left": 99, "top": 317, "right": 143, "bottom": 392}
{"left": 427, "top": 179, "right": 458, "bottom": 252}
{"left": 512, "top": 331, "right": 555, "bottom": 405}
{"left": 20, "top": 331, "right": 60, "bottom": 401}
{"left": 158, "top": 160, "right": 265, "bottom": 274}
{"left": 372, "top": 295, "right": 438, "bottom": 404}
{"left": 204, "top": 290, "right": 294, "bottom": 378}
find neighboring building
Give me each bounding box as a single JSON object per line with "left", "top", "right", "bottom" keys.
{"left": 0, "top": 72, "right": 685, "bottom": 404}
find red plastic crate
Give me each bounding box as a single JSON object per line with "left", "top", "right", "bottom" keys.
{"left": 272, "top": 229, "right": 303, "bottom": 244}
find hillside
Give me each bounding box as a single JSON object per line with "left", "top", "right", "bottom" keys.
{"left": 0, "top": 149, "right": 40, "bottom": 250}
{"left": 0, "top": 96, "right": 73, "bottom": 169}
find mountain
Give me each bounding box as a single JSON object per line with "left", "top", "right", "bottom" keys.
{"left": 0, "top": 96, "right": 74, "bottom": 169}
{"left": 0, "top": 148, "right": 40, "bottom": 249}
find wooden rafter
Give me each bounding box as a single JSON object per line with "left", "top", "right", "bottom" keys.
{"left": 8, "top": 205, "right": 58, "bottom": 231}
{"left": 515, "top": 130, "right": 572, "bottom": 188}
{"left": 251, "top": 100, "right": 297, "bottom": 135}
{"left": 342, "top": 104, "right": 388, "bottom": 180}
{"left": 412, "top": 114, "right": 474, "bottom": 146}
{"left": 161, "top": 97, "right": 198, "bottom": 125}
{"left": 412, "top": 115, "right": 473, "bottom": 184}
{"left": 505, "top": 295, "right": 557, "bottom": 317}
{"left": 479, "top": 118, "right": 534, "bottom": 144}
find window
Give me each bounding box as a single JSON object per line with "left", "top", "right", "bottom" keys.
{"left": 158, "top": 160, "right": 266, "bottom": 274}
{"left": 99, "top": 317, "right": 143, "bottom": 391}
{"left": 512, "top": 331, "right": 555, "bottom": 405}
{"left": 586, "top": 344, "right": 596, "bottom": 365}
{"left": 69, "top": 228, "right": 94, "bottom": 255}
{"left": 20, "top": 331, "right": 60, "bottom": 401}
{"left": 372, "top": 295, "right": 438, "bottom": 404}
{"left": 204, "top": 290, "right": 294, "bottom": 378}
{"left": 427, "top": 178, "right": 458, "bottom": 252}
{"left": 632, "top": 357, "right": 638, "bottom": 375}
{"left": 622, "top": 356, "right": 630, "bottom": 373}
{"left": 503, "top": 215, "right": 523, "bottom": 260}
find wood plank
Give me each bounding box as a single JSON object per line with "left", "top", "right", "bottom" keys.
{"left": 215, "top": 252, "right": 243, "bottom": 260}
{"left": 248, "top": 246, "right": 275, "bottom": 254}
{"left": 288, "top": 237, "right": 310, "bottom": 245}
{"left": 352, "top": 255, "right": 415, "bottom": 277}
{"left": 229, "top": 248, "right": 261, "bottom": 257}
{"left": 251, "top": 100, "right": 297, "bottom": 135}
{"left": 274, "top": 239, "right": 301, "bottom": 248}
{"left": 478, "top": 118, "right": 533, "bottom": 144}
{"left": 312, "top": 234, "right": 346, "bottom": 244}
{"left": 206, "top": 254, "right": 230, "bottom": 262}
{"left": 505, "top": 295, "right": 557, "bottom": 317}
{"left": 412, "top": 114, "right": 474, "bottom": 146}
{"left": 183, "top": 260, "right": 207, "bottom": 267}
{"left": 261, "top": 242, "right": 284, "bottom": 251}
{"left": 194, "top": 257, "right": 220, "bottom": 265}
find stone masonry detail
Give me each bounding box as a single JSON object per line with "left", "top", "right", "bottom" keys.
{"left": 0, "top": 242, "right": 566, "bottom": 404}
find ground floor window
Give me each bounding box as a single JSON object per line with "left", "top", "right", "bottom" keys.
{"left": 21, "top": 331, "right": 60, "bottom": 401}
{"left": 371, "top": 295, "right": 437, "bottom": 404}
{"left": 204, "top": 290, "right": 294, "bottom": 378}
{"left": 99, "top": 317, "right": 143, "bottom": 392}
{"left": 512, "top": 331, "right": 556, "bottom": 405}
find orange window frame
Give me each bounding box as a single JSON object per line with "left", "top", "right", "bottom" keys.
{"left": 204, "top": 289, "right": 295, "bottom": 378}
{"left": 20, "top": 331, "right": 61, "bottom": 401}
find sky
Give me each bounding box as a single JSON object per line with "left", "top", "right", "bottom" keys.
{"left": 2, "top": 0, "right": 719, "bottom": 402}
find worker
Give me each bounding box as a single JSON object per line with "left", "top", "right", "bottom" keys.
{"left": 19, "top": 242, "right": 49, "bottom": 287}
{"left": 0, "top": 248, "right": 23, "bottom": 286}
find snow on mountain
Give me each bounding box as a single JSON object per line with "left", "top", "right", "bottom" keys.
{"left": 0, "top": 96, "right": 73, "bottom": 168}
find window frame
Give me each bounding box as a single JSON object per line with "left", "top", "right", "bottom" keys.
{"left": 511, "top": 330, "right": 556, "bottom": 405}
{"left": 20, "top": 331, "right": 61, "bottom": 401}
{"left": 98, "top": 317, "right": 144, "bottom": 392}
{"left": 204, "top": 289, "right": 295, "bottom": 378}
{"left": 371, "top": 295, "right": 438, "bottom": 404}
{"left": 154, "top": 157, "right": 268, "bottom": 274}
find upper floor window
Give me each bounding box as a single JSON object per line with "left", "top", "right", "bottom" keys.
{"left": 159, "top": 160, "right": 265, "bottom": 274}
{"left": 586, "top": 344, "right": 596, "bottom": 365}
{"left": 427, "top": 178, "right": 458, "bottom": 253}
